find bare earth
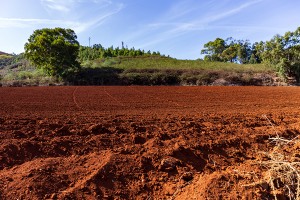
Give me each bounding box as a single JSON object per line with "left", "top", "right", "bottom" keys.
{"left": 1, "top": 86, "right": 300, "bottom": 199}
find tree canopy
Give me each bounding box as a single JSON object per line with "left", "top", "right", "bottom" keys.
{"left": 78, "top": 44, "right": 161, "bottom": 63}
{"left": 200, "top": 27, "right": 300, "bottom": 82}
{"left": 24, "top": 28, "right": 80, "bottom": 77}
{"left": 201, "top": 37, "right": 255, "bottom": 64}
{"left": 259, "top": 28, "right": 300, "bottom": 81}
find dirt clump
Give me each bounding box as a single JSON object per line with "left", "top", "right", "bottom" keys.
{"left": 1, "top": 86, "right": 300, "bottom": 199}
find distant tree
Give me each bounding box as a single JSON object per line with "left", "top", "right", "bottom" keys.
{"left": 201, "top": 37, "right": 260, "bottom": 64}
{"left": 201, "top": 38, "right": 227, "bottom": 61}
{"left": 77, "top": 43, "right": 162, "bottom": 62}
{"left": 24, "top": 27, "right": 80, "bottom": 77}
{"left": 249, "top": 42, "right": 264, "bottom": 64}
{"left": 260, "top": 27, "right": 300, "bottom": 81}
{"left": 249, "top": 53, "right": 258, "bottom": 64}
{"left": 221, "top": 45, "right": 238, "bottom": 62}
{"left": 236, "top": 40, "right": 252, "bottom": 64}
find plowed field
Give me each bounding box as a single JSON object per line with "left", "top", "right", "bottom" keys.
{"left": 1, "top": 86, "right": 300, "bottom": 199}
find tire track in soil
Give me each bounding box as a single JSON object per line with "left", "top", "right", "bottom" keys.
{"left": 72, "top": 86, "right": 82, "bottom": 110}
{"left": 103, "top": 87, "right": 125, "bottom": 107}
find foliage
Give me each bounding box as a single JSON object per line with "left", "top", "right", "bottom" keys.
{"left": 78, "top": 44, "right": 161, "bottom": 62}
{"left": 0, "top": 53, "right": 28, "bottom": 70}
{"left": 1, "top": 54, "right": 276, "bottom": 86}
{"left": 0, "top": 55, "right": 14, "bottom": 68}
{"left": 1, "top": 67, "right": 60, "bottom": 86}
{"left": 109, "top": 56, "right": 271, "bottom": 72}
{"left": 61, "top": 56, "right": 275, "bottom": 86}
{"left": 201, "top": 38, "right": 227, "bottom": 62}
{"left": 201, "top": 37, "right": 255, "bottom": 64}
{"left": 24, "top": 27, "right": 80, "bottom": 77}
{"left": 200, "top": 27, "right": 300, "bottom": 82}
{"left": 259, "top": 27, "right": 300, "bottom": 81}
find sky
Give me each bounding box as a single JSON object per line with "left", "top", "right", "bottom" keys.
{"left": 1, "top": 0, "right": 300, "bottom": 60}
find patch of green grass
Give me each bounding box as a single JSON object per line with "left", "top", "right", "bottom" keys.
{"left": 85, "top": 56, "right": 275, "bottom": 73}
{"left": 1, "top": 68, "right": 61, "bottom": 86}
{"left": 0, "top": 54, "right": 13, "bottom": 59}
{"left": 0, "top": 56, "right": 278, "bottom": 86}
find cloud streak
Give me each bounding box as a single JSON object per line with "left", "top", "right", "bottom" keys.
{"left": 41, "top": 0, "right": 74, "bottom": 12}
{"left": 0, "top": 17, "right": 77, "bottom": 28}
{"left": 200, "top": 0, "right": 265, "bottom": 25}
{"left": 41, "top": 0, "right": 115, "bottom": 13}
{"left": 73, "top": 3, "right": 124, "bottom": 33}
{"left": 0, "top": 0, "right": 123, "bottom": 33}
{"left": 132, "top": 0, "right": 265, "bottom": 49}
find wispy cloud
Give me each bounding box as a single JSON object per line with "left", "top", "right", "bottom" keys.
{"left": 163, "top": 0, "right": 203, "bottom": 21}
{"left": 41, "top": 0, "right": 115, "bottom": 13}
{"left": 41, "top": 0, "right": 75, "bottom": 13}
{"left": 200, "top": 0, "right": 264, "bottom": 24}
{"left": 0, "top": 17, "right": 78, "bottom": 28}
{"left": 132, "top": 0, "right": 265, "bottom": 48}
{"left": 150, "top": 0, "right": 265, "bottom": 33}
{"left": 74, "top": 3, "right": 124, "bottom": 33}
{"left": 0, "top": 0, "right": 123, "bottom": 33}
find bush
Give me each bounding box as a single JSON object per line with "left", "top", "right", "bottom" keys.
{"left": 17, "top": 71, "right": 34, "bottom": 80}
{"left": 121, "top": 73, "right": 152, "bottom": 85}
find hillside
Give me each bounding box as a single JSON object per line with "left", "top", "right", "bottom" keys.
{"left": 0, "top": 55, "right": 286, "bottom": 87}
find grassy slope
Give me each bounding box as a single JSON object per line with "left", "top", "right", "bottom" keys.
{"left": 85, "top": 56, "right": 273, "bottom": 72}
{"left": 0, "top": 55, "right": 59, "bottom": 86}
{"left": 113, "top": 57, "right": 273, "bottom": 72}
{"left": 0, "top": 56, "right": 280, "bottom": 86}
{"left": 75, "top": 56, "right": 279, "bottom": 86}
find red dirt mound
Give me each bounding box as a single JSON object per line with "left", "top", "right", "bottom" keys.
{"left": 0, "top": 86, "right": 300, "bottom": 199}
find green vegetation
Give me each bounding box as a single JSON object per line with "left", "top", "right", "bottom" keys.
{"left": 65, "top": 56, "right": 276, "bottom": 86}
{"left": 79, "top": 43, "right": 161, "bottom": 63}
{"left": 110, "top": 56, "right": 271, "bottom": 71}
{"left": 0, "top": 53, "right": 60, "bottom": 86}
{"left": 201, "top": 27, "right": 300, "bottom": 81}
{"left": 0, "top": 54, "right": 14, "bottom": 68}
{"left": 1, "top": 53, "right": 276, "bottom": 86}
{"left": 201, "top": 37, "right": 256, "bottom": 64}
{"left": 260, "top": 27, "right": 300, "bottom": 81}
{"left": 24, "top": 28, "right": 80, "bottom": 77}
{"left": 4, "top": 26, "right": 300, "bottom": 86}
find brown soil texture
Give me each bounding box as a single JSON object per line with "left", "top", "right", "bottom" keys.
{"left": 1, "top": 86, "right": 300, "bottom": 199}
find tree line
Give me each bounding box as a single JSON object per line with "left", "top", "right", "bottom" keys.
{"left": 23, "top": 28, "right": 163, "bottom": 78}
{"left": 78, "top": 44, "right": 161, "bottom": 62}
{"left": 201, "top": 27, "right": 300, "bottom": 81}
{"left": 23, "top": 26, "right": 300, "bottom": 83}
{"left": 201, "top": 38, "right": 259, "bottom": 64}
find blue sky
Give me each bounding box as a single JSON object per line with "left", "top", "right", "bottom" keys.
{"left": 1, "top": 0, "right": 300, "bottom": 59}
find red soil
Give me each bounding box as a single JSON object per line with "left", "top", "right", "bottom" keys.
{"left": 0, "top": 86, "right": 300, "bottom": 199}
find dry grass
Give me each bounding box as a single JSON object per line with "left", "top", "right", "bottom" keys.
{"left": 258, "top": 135, "right": 300, "bottom": 200}
{"left": 244, "top": 115, "right": 300, "bottom": 200}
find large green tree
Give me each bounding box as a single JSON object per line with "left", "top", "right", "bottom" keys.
{"left": 24, "top": 27, "right": 80, "bottom": 77}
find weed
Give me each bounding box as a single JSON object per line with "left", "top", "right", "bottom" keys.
{"left": 243, "top": 115, "right": 300, "bottom": 200}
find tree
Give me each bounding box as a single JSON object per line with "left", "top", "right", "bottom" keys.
{"left": 201, "top": 38, "right": 226, "bottom": 61}
{"left": 201, "top": 37, "right": 256, "bottom": 63}
{"left": 249, "top": 42, "right": 264, "bottom": 64}
{"left": 221, "top": 45, "right": 238, "bottom": 62}
{"left": 259, "top": 27, "right": 300, "bottom": 81}
{"left": 24, "top": 27, "right": 80, "bottom": 77}
{"left": 235, "top": 40, "right": 252, "bottom": 64}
